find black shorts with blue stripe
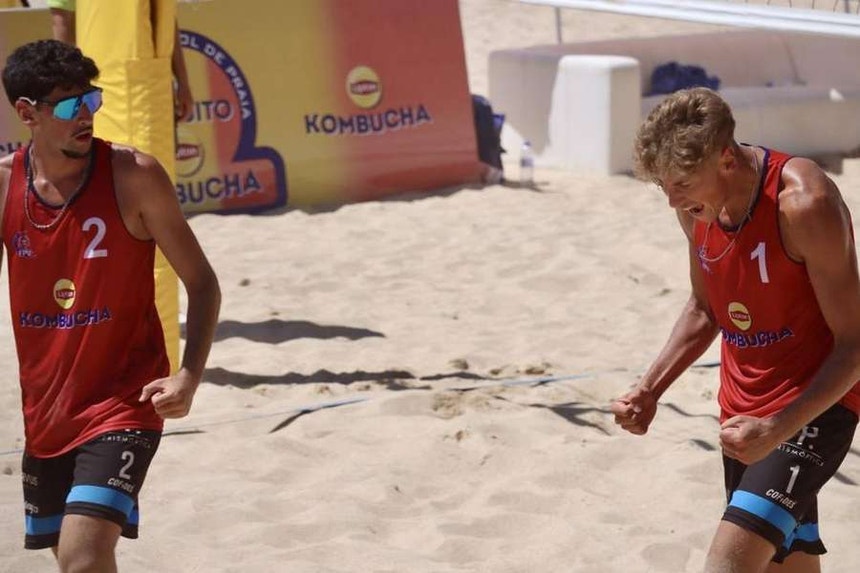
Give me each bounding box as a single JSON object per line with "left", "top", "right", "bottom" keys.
{"left": 722, "top": 403, "right": 857, "bottom": 563}
{"left": 22, "top": 429, "right": 161, "bottom": 550}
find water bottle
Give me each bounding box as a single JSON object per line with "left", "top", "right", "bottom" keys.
{"left": 519, "top": 140, "right": 534, "bottom": 186}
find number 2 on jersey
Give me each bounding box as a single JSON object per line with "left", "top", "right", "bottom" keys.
{"left": 82, "top": 216, "right": 108, "bottom": 259}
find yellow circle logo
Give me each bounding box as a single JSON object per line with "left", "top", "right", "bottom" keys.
{"left": 728, "top": 302, "right": 752, "bottom": 331}
{"left": 54, "top": 279, "right": 76, "bottom": 310}
{"left": 346, "top": 66, "right": 382, "bottom": 109}
{"left": 175, "top": 125, "right": 206, "bottom": 178}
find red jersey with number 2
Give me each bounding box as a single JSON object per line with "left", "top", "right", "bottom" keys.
{"left": 693, "top": 148, "right": 860, "bottom": 422}
{"left": 3, "top": 139, "right": 168, "bottom": 457}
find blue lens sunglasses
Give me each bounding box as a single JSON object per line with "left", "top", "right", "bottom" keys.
{"left": 18, "top": 88, "right": 103, "bottom": 121}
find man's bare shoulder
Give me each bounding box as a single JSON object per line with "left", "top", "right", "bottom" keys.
{"left": 0, "top": 152, "right": 16, "bottom": 235}
{"left": 0, "top": 151, "right": 15, "bottom": 192}
{"left": 108, "top": 142, "right": 174, "bottom": 206}
{"left": 779, "top": 157, "right": 843, "bottom": 217}
{"left": 109, "top": 142, "right": 158, "bottom": 169}
{"left": 109, "top": 143, "right": 168, "bottom": 188}
{"left": 778, "top": 157, "right": 849, "bottom": 261}
{"left": 0, "top": 151, "right": 14, "bottom": 174}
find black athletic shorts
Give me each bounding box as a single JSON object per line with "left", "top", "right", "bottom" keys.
{"left": 22, "top": 429, "right": 161, "bottom": 550}
{"left": 722, "top": 403, "right": 857, "bottom": 563}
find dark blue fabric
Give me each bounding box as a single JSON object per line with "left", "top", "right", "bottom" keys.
{"left": 649, "top": 61, "right": 721, "bottom": 95}
{"left": 472, "top": 94, "right": 505, "bottom": 170}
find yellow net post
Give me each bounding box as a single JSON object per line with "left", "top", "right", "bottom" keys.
{"left": 76, "top": 0, "right": 181, "bottom": 372}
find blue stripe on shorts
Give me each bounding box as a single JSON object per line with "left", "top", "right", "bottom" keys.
{"left": 729, "top": 490, "right": 797, "bottom": 538}
{"left": 25, "top": 514, "right": 63, "bottom": 536}
{"left": 66, "top": 485, "right": 135, "bottom": 517}
{"left": 128, "top": 507, "right": 139, "bottom": 526}
{"left": 783, "top": 522, "right": 820, "bottom": 548}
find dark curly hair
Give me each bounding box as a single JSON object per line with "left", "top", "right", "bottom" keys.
{"left": 2, "top": 39, "right": 99, "bottom": 105}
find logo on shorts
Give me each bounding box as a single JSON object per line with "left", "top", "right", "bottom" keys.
{"left": 12, "top": 231, "right": 34, "bottom": 258}
{"left": 728, "top": 302, "right": 752, "bottom": 331}
{"left": 346, "top": 66, "right": 382, "bottom": 109}
{"left": 53, "top": 278, "right": 76, "bottom": 309}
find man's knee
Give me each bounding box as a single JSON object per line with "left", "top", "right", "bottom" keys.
{"left": 56, "top": 514, "right": 120, "bottom": 573}
{"left": 57, "top": 550, "right": 111, "bottom": 573}
{"left": 705, "top": 520, "right": 775, "bottom": 573}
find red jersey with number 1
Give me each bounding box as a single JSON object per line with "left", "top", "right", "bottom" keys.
{"left": 3, "top": 139, "right": 169, "bottom": 457}
{"left": 693, "top": 148, "right": 860, "bottom": 422}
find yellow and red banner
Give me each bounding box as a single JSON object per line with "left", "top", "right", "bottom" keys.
{"left": 173, "top": 29, "right": 287, "bottom": 213}
{"left": 0, "top": 8, "right": 39, "bottom": 158}
{"left": 0, "top": 0, "right": 482, "bottom": 212}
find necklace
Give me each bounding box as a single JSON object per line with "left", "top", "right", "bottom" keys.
{"left": 24, "top": 144, "right": 93, "bottom": 231}
{"left": 697, "top": 149, "right": 761, "bottom": 264}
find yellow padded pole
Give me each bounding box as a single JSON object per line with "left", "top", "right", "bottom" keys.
{"left": 77, "top": 0, "right": 180, "bottom": 372}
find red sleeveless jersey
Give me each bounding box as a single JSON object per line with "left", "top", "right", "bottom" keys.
{"left": 693, "top": 148, "right": 860, "bottom": 421}
{"left": 3, "top": 139, "right": 169, "bottom": 457}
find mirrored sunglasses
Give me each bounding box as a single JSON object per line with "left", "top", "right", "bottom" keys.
{"left": 19, "top": 88, "right": 103, "bottom": 121}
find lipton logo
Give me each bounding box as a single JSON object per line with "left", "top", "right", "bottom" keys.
{"left": 54, "top": 278, "right": 76, "bottom": 310}
{"left": 346, "top": 65, "right": 382, "bottom": 109}
{"left": 175, "top": 125, "right": 206, "bottom": 178}
{"left": 177, "top": 143, "right": 201, "bottom": 160}
{"left": 351, "top": 81, "right": 377, "bottom": 96}
{"left": 728, "top": 301, "right": 752, "bottom": 331}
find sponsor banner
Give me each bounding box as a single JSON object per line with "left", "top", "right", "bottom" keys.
{"left": 0, "top": 9, "right": 39, "bottom": 159}
{"left": 0, "top": 1, "right": 481, "bottom": 213}
{"left": 174, "top": 30, "right": 287, "bottom": 214}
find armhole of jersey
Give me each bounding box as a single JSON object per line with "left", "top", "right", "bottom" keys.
{"left": 0, "top": 165, "right": 8, "bottom": 242}
{"left": 772, "top": 152, "right": 804, "bottom": 266}
{"left": 1, "top": 147, "right": 26, "bottom": 242}
{"left": 107, "top": 142, "right": 154, "bottom": 243}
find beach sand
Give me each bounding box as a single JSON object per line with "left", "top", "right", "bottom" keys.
{"left": 2, "top": 2, "right": 860, "bottom": 572}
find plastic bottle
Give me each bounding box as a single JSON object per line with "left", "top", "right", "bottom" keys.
{"left": 519, "top": 140, "right": 534, "bottom": 186}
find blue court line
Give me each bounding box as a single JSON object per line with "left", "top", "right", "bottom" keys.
{"left": 0, "top": 360, "right": 721, "bottom": 457}
{"left": 452, "top": 372, "right": 591, "bottom": 391}
{"left": 0, "top": 396, "right": 371, "bottom": 456}
{"left": 167, "top": 396, "right": 371, "bottom": 431}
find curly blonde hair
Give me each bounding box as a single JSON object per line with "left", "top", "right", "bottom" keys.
{"left": 634, "top": 87, "right": 736, "bottom": 183}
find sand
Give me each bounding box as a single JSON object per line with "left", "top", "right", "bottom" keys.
{"left": 2, "top": 2, "right": 859, "bottom": 572}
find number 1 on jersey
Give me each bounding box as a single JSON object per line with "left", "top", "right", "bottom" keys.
{"left": 751, "top": 241, "right": 769, "bottom": 283}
